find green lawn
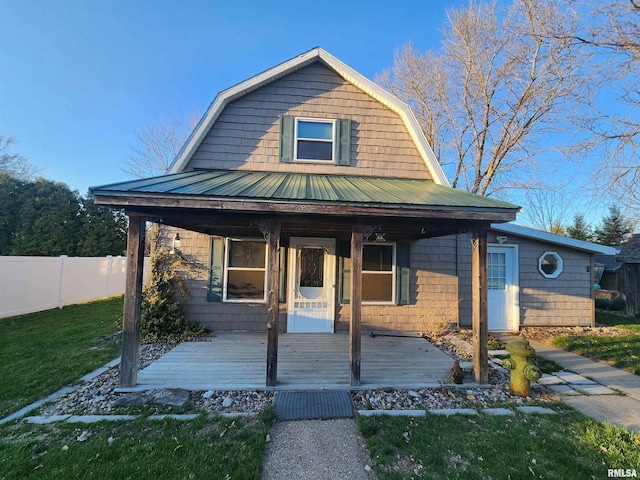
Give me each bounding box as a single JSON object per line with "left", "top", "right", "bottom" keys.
{"left": 360, "top": 409, "right": 640, "bottom": 479}
{"left": 0, "top": 297, "right": 124, "bottom": 418}
{"left": 0, "top": 411, "right": 273, "bottom": 480}
{"left": 551, "top": 311, "right": 640, "bottom": 375}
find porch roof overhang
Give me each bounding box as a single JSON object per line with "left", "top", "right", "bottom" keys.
{"left": 91, "top": 169, "right": 520, "bottom": 238}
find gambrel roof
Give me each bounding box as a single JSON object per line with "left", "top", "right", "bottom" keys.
{"left": 168, "top": 47, "right": 449, "bottom": 185}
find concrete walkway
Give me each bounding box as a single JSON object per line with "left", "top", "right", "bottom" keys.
{"left": 499, "top": 335, "right": 640, "bottom": 433}
{"left": 261, "top": 419, "right": 375, "bottom": 480}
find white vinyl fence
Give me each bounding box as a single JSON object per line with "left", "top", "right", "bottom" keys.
{"left": 0, "top": 256, "right": 150, "bottom": 319}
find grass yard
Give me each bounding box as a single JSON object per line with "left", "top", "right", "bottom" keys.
{"left": 0, "top": 297, "right": 123, "bottom": 418}
{"left": 0, "top": 411, "right": 273, "bottom": 480}
{"left": 551, "top": 311, "right": 640, "bottom": 375}
{"left": 359, "top": 408, "right": 640, "bottom": 479}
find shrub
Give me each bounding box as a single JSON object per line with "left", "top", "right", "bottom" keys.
{"left": 138, "top": 226, "right": 208, "bottom": 345}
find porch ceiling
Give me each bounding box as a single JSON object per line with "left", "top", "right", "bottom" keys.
{"left": 91, "top": 169, "right": 520, "bottom": 238}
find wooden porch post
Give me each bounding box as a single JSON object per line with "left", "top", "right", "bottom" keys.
{"left": 350, "top": 225, "right": 363, "bottom": 386}
{"left": 472, "top": 229, "right": 489, "bottom": 383}
{"left": 120, "top": 214, "right": 146, "bottom": 388}
{"left": 266, "top": 221, "right": 281, "bottom": 387}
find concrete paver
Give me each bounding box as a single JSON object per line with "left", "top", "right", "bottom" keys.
{"left": 562, "top": 395, "right": 640, "bottom": 432}
{"left": 547, "top": 385, "right": 581, "bottom": 396}
{"left": 525, "top": 338, "right": 640, "bottom": 432}
{"left": 552, "top": 371, "right": 597, "bottom": 385}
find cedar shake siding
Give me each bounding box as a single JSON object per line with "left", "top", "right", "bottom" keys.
{"left": 186, "top": 63, "right": 431, "bottom": 180}
{"left": 458, "top": 231, "right": 594, "bottom": 328}
{"left": 517, "top": 237, "right": 593, "bottom": 327}
{"left": 336, "top": 236, "right": 459, "bottom": 333}
{"left": 164, "top": 227, "right": 459, "bottom": 333}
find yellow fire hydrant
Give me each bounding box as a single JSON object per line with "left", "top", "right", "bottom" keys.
{"left": 502, "top": 339, "right": 542, "bottom": 397}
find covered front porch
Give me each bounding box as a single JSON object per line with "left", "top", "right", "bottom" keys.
{"left": 125, "top": 332, "right": 457, "bottom": 391}
{"left": 91, "top": 169, "right": 520, "bottom": 389}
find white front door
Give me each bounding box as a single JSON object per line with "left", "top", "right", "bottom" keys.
{"left": 487, "top": 245, "right": 519, "bottom": 331}
{"left": 287, "top": 237, "right": 336, "bottom": 333}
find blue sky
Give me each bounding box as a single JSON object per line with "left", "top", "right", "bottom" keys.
{"left": 1, "top": 0, "right": 619, "bottom": 228}
{"left": 0, "top": 0, "right": 470, "bottom": 195}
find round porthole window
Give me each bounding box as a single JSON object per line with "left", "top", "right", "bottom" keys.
{"left": 538, "top": 252, "right": 563, "bottom": 279}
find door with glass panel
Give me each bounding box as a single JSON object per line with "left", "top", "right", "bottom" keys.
{"left": 287, "top": 237, "right": 336, "bottom": 333}
{"left": 487, "top": 245, "right": 518, "bottom": 331}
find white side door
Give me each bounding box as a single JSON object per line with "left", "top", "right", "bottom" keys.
{"left": 487, "top": 245, "right": 519, "bottom": 331}
{"left": 287, "top": 237, "right": 336, "bottom": 333}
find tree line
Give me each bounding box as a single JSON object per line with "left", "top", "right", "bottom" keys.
{"left": 0, "top": 173, "right": 127, "bottom": 257}
{"left": 564, "top": 205, "right": 633, "bottom": 247}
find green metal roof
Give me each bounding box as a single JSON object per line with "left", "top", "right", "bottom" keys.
{"left": 91, "top": 169, "right": 519, "bottom": 211}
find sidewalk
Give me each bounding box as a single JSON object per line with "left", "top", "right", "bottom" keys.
{"left": 500, "top": 335, "right": 640, "bottom": 432}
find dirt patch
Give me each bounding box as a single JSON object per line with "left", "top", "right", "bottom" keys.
{"left": 521, "top": 326, "right": 631, "bottom": 345}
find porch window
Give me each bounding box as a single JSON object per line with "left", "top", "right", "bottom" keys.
{"left": 224, "top": 238, "right": 268, "bottom": 301}
{"left": 362, "top": 243, "right": 396, "bottom": 304}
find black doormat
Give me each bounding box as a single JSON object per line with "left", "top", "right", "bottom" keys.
{"left": 274, "top": 390, "right": 354, "bottom": 421}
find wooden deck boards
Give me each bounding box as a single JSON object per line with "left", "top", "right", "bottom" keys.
{"left": 132, "top": 332, "right": 455, "bottom": 391}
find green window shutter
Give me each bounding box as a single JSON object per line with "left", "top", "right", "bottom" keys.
{"left": 279, "top": 246, "right": 287, "bottom": 303}
{"left": 396, "top": 242, "right": 411, "bottom": 305}
{"left": 207, "top": 236, "right": 225, "bottom": 302}
{"left": 338, "top": 240, "right": 351, "bottom": 304}
{"left": 279, "top": 115, "right": 294, "bottom": 163}
{"left": 336, "top": 118, "right": 351, "bottom": 166}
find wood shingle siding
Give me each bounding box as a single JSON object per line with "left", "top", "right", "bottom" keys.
{"left": 457, "top": 231, "right": 594, "bottom": 328}
{"left": 187, "top": 63, "right": 430, "bottom": 179}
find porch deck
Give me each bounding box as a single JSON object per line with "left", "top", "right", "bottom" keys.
{"left": 131, "top": 332, "right": 457, "bottom": 391}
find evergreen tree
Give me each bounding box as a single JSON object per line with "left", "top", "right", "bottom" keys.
{"left": 0, "top": 173, "right": 23, "bottom": 255}
{"left": 11, "top": 179, "right": 82, "bottom": 256}
{"left": 0, "top": 176, "right": 129, "bottom": 257}
{"left": 78, "top": 196, "right": 127, "bottom": 256}
{"left": 566, "top": 214, "right": 594, "bottom": 242}
{"left": 594, "top": 205, "right": 633, "bottom": 246}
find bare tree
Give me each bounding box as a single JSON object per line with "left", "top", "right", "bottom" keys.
{"left": 567, "top": 0, "right": 640, "bottom": 211}
{"left": 521, "top": 187, "right": 572, "bottom": 233}
{"left": 0, "top": 136, "right": 40, "bottom": 180}
{"left": 122, "top": 113, "right": 200, "bottom": 178}
{"left": 378, "top": 0, "right": 591, "bottom": 196}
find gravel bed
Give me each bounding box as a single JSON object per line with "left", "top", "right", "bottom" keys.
{"left": 35, "top": 333, "right": 555, "bottom": 418}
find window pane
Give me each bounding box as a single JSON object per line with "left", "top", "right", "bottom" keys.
{"left": 297, "top": 140, "right": 333, "bottom": 161}
{"left": 227, "top": 270, "right": 265, "bottom": 299}
{"left": 488, "top": 252, "right": 506, "bottom": 291}
{"left": 300, "top": 247, "right": 324, "bottom": 287}
{"left": 298, "top": 120, "right": 332, "bottom": 140}
{"left": 363, "top": 273, "right": 393, "bottom": 302}
{"left": 228, "top": 241, "right": 266, "bottom": 268}
{"left": 363, "top": 245, "right": 393, "bottom": 272}
{"left": 541, "top": 254, "right": 558, "bottom": 275}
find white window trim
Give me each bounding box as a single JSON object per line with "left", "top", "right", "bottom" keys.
{"left": 538, "top": 251, "right": 563, "bottom": 279}
{"left": 362, "top": 242, "right": 396, "bottom": 305}
{"left": 223, "top": 237, "right": 268, "bottom": 303}
{"left": 294, "top": 117, "right": 336, "bottom": 163}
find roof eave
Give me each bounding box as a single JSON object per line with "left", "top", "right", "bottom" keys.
{"left": 92, "top": 191, "right": 517, "bottom": 222}
{"left": 491, "top": 223, "right": 617, "bottom": 255}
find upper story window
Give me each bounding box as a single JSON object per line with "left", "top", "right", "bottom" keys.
{"left": 538, "top": 251, "right": 563, "bottom": 279}
{"left": 295, "top": 118, "right": 335, "bottom": 162}
{"left": 279, "top": 115, "right": 351, "bottom": 166}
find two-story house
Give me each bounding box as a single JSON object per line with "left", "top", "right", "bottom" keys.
{"left": 92, "top": 48, "right": 522, "bottom": 388}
